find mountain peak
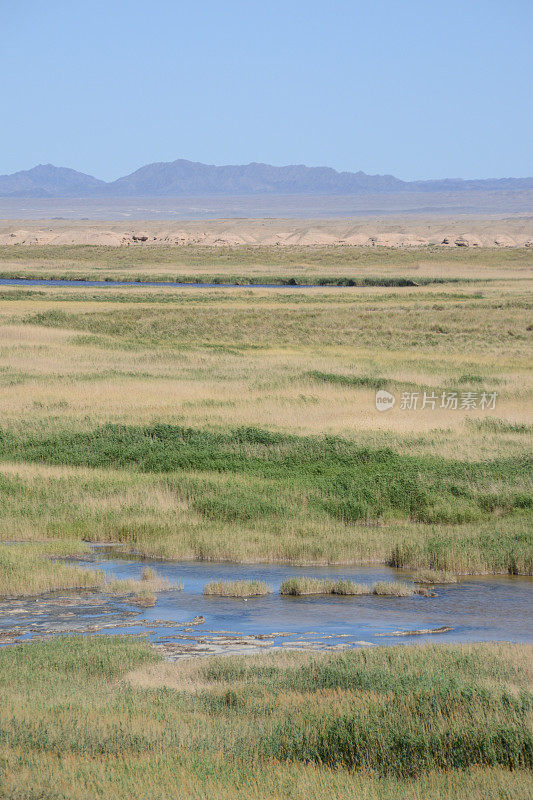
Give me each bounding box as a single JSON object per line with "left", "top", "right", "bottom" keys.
{"left": 0, "top": 160, "right": 531, "bottom": 198}
{"left": 0, "top": 164, "right": 106, "bottom": 197}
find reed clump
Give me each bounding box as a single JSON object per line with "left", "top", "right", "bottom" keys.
{"left": 371, "top": 581, "right": 414, "bottom": 597}
{"left": 280, "top": 577, "right": 335, "bottom": 595}
{"left": 131, "top": 590, "right": 157, "bottom": 607}
{"left": 0, "top": 543, "right": 176, "bottom": 599}
{"left": 331, "top": 580, "right": 369, "bottom": 595}
{"left": 203, "top": 580, "right": 273, "bottom": 597}
{"left": 279, "top": 578, "right": 414, "bottom": 597}
{"left": 103, "top": 566, "right": 175, "bottom": 595}
{"left": 413, "top": 569, "right": 458, "bottom": 584}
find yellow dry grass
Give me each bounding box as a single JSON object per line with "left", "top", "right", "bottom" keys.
{"left": 0, "top": 287, "right": 531, "bottom": 459}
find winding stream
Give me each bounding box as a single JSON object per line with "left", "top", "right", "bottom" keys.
{"left": 0, "top": 277, "right": 327, "bottom": 289}
{"left": 1, "top": 553, "right": 531, "bottom": 659}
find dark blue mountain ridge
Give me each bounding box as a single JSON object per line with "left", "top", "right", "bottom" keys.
{"left": 0, "top": 160, "right": 531, "bottom": 197}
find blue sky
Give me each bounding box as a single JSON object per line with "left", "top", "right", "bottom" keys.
{"left": 2, "top": 0, "right": 532, "bottom": 181}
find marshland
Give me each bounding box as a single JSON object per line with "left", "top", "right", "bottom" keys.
{"left": 0, "top": 241, "right": 531, "bottom": 798}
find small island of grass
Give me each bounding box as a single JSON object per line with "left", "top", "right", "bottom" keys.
{"left": 203, "top": 579, "right": 273, "bottom": 597}
{"left": 280, "top": 577, "right": 415, "bottom": 597}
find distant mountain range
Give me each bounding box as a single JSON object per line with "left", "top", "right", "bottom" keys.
{"left": 1, "top": 161, "right": 532, "bottom": 198}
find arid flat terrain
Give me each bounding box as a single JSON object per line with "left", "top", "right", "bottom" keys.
{"left": 0, "top": 214, "right": 532, "bottom": 247}
{"left": 1, "top": 189, "right": 533, "bottom": 221}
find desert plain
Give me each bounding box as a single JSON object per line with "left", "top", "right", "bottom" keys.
{"left": 1, "top": 213, "right": 532, "bottom": 247}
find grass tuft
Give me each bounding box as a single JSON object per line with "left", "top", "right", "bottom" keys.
{"left": 131, "top": 590, "right": 157, "bottom": 607}
{"left": 413, "top": 569, "right": 458, "bottom": 584}
{"left": 331, "top": 579, "right": 369, "bottom": 595}
{"left": 279, "top": 577, "right": 413, "bottom": 596}
{"left": 280, "top": 577, "right": 335, "bottom": 596}
{"left": 371, "top": 581, "right": 414, "bottom": 597}
{"left": 203, "top": 579, "right": 273, "bottom": 597}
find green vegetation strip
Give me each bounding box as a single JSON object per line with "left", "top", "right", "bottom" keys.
{"left": 0, "top": 271, "right": 470, "bottom": 287}
{"left": 0, "top": 424, "right": 529, "bottom": 527}
{"left": 306, "top": 370, "right": 411, "bottom": 391}
{"left": 19, "top": 294, "right": 532, "bottom": 352}
{"left": 1, "top": 243, "right": 532, "bottom": 266}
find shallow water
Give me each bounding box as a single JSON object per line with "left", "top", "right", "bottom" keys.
{"left": 0, "top": 277, "right": 322, "bottom": 289}
{"left": 1, "top": 554, "right": 531, "bottom": 659}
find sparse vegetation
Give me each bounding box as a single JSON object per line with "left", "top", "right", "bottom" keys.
{"left": 131, "top": 590, "right": 157, "bottom": 607}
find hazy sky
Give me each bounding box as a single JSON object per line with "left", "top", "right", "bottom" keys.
{"left": 2, "top": 0, "right": 532, "bottom": 181}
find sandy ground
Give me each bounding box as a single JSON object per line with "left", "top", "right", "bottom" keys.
{"left": 0, "top": 215, "right": 532, "bottom": 247}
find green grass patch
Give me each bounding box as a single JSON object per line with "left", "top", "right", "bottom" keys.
{"left": 305, "top": 370, "right": 397, "bottom": 391}
{"left": 20, "top": 293, "right": 533, "bottom": 351}
{"left": 2, "top": 243, "right": 533, "bottom": 268}
{"left": 0, "top": 270, "right": 470, "bottom": 287}
{"left": 0, "top": 424, "right": 529, "bottom": 528}
{"left": 1, "top": 635, "right": 530, "bottom": 794}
